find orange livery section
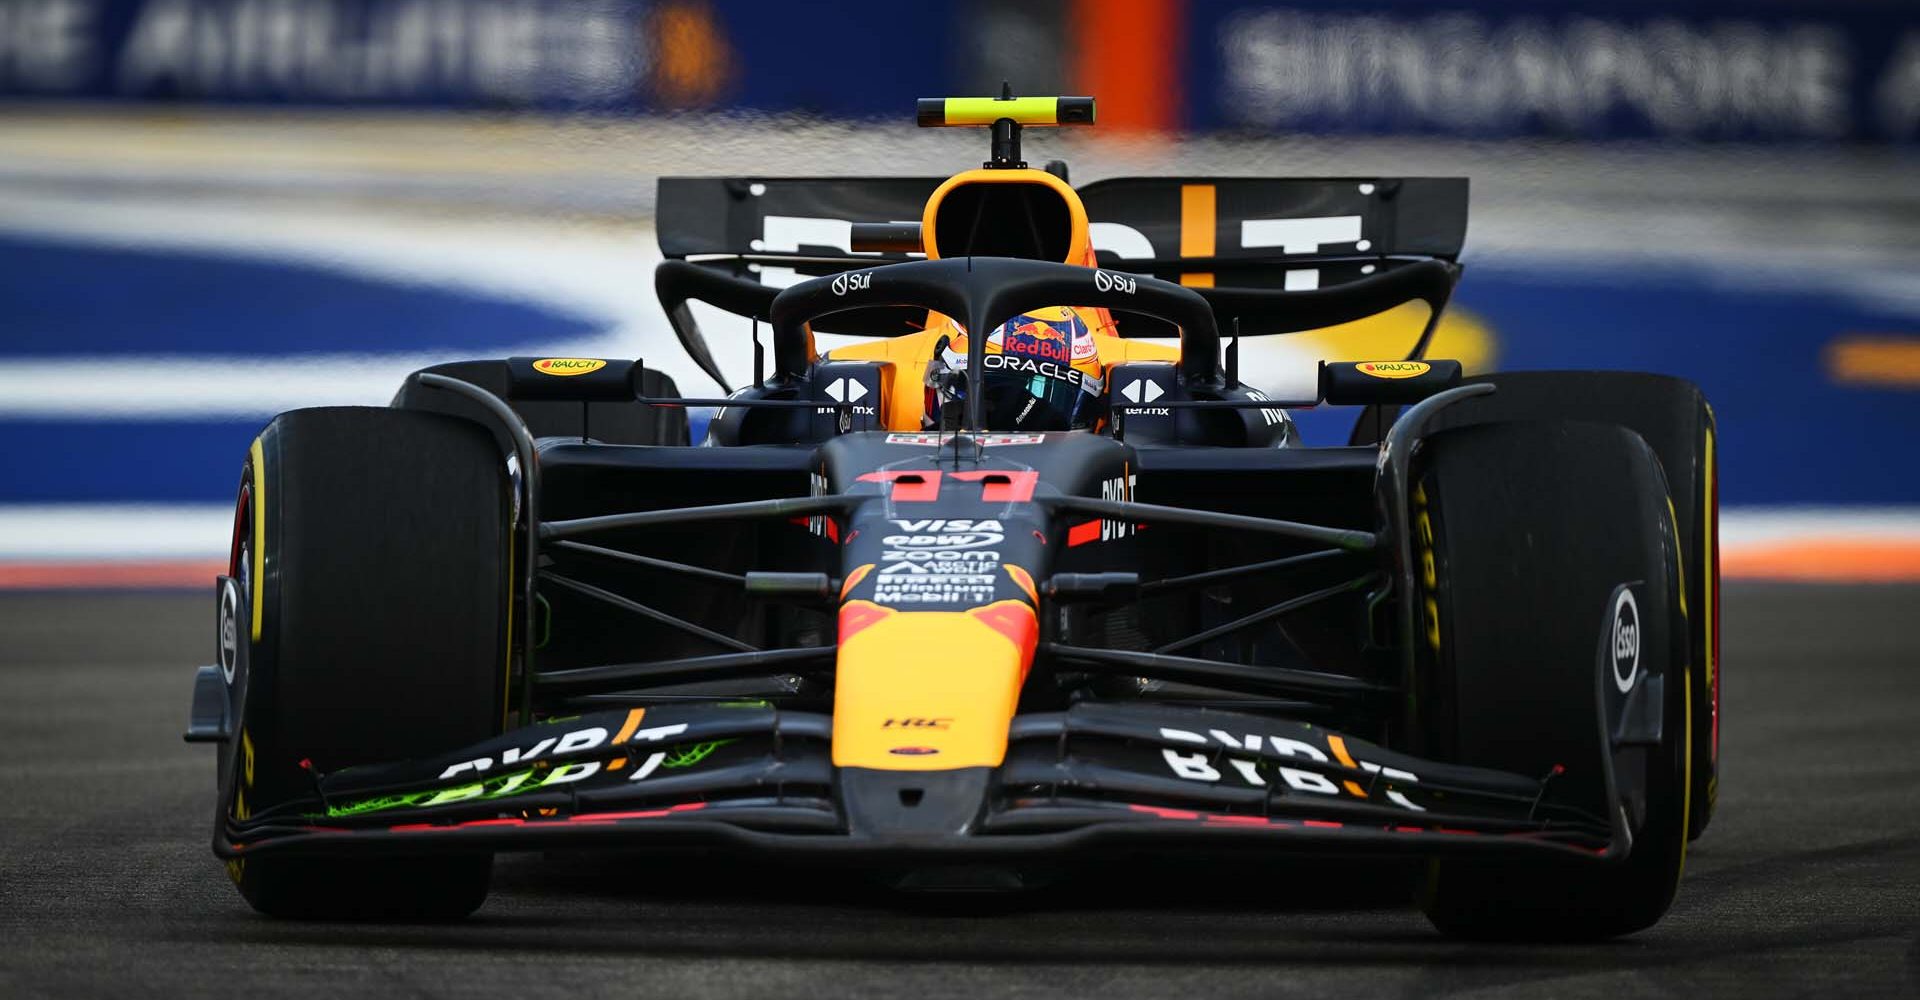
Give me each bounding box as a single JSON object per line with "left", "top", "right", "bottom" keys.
{"left": 832, "top": 600, "right": 1038, "bottom": 770}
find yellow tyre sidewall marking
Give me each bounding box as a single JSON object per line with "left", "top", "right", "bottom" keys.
{"left": 248, "top": 437, "right": 265, "bottom": 643}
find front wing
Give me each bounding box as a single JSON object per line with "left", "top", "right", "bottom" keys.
{"left": 218, "top": 702, "right": 1621, "bottom": 865}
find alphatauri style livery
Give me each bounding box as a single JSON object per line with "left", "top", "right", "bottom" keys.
{"left": 187, "top": 93, "right": 1721, "bottom": 940}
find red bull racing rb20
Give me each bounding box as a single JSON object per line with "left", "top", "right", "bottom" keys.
{"left": 186, "top": 94, "right": 1722, "bottom": 940}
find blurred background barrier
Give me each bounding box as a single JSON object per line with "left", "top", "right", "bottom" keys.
{"left": 3, "top": 0, "right": 1918, "bottom": 142}
{"left": 1, "top": 0, "right": 1916, "bottom": 583}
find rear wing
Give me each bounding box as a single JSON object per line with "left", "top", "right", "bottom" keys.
{"left": 1077, "top": 177, "right": 1466, "bottom": 286}
{"left": 657, "top": 175, "right": 1464, "bottom": 268}
{"left": 655, "top": 176, "right": 1467, "bottom": 389}
{"left": 657, "top": 177, "right": 942, "bottom": 262}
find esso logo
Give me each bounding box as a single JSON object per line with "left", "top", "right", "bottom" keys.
{"left": 831, "top": 270, "right": 872, "bottom": 296}
{"left": 217, "top": 577, "right": 240, "bottom": 684}
{"left": 1092, "top": 270, "right": 1136, "bottom": 294}
{"left": 1611, "top": 588, "right": 1641, "bottom": 693}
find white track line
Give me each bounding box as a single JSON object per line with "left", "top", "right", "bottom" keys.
{"left": 0, "top": 504, "right": 233, "bottom": 560}
{"left": 1720, "top": 508, "right": 1920, "bottom": 545}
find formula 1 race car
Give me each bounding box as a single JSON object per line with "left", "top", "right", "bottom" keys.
{"left": 187, "top": 94, "right": 1721, "bottom": 940}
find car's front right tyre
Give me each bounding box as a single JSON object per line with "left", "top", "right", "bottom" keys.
{"left": 218, "top": 407, "right": 510, "bottom": 920}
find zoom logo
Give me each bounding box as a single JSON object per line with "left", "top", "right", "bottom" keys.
{"left": 1093, "top": 270, "right": 1136, "bottom": 294}
{"left": 831, "top": 271, "right": 872, "bottom": 296}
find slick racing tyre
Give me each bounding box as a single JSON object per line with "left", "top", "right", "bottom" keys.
{"left": 1450, "top": 372, "right": 1720, "bottom": 839}
{"left": 1414, "top": 420, "right": 1690, "bottom": 941}
{"left": 1574, "top": 379, "right": 1719, "bottom": 841}
{"left": 218, "top": 407, "right": 509, "bottom": 919}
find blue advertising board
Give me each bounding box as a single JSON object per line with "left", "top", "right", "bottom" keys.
{"left": 3, "top": 0, "right": 1915, "bottom": 142}
{"left": 1186, "top": 0, "right": 1920, "bottom": 143}
{"left": 0, "top": 0, "right": 959, "bottom": 114}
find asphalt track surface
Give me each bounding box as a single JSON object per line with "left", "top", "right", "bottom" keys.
{"left": 2, "top": 586, "right": 1916, "bottom": 998}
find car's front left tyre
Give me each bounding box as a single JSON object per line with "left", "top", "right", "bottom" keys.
{"left": 1412, "top": 419, "right": 1691, "bottom": 940}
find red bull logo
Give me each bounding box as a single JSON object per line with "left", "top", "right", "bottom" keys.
{"left": 999, "top": 314, "right": 1083, "bottom": 365}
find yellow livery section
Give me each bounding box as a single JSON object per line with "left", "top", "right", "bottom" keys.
{"left": 917, "top": 96, "right": 1094, "bottom": 128}
{"left": 832, "top": 600, "right": 1038, "bottom": 770}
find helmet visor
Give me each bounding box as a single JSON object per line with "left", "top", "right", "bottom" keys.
{"left": 978, "top": 353, "right": 1100, "bottom": 430}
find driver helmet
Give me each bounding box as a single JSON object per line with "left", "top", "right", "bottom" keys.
{"left": 924, "top": 307, "right": 1105, "bottom": 431}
